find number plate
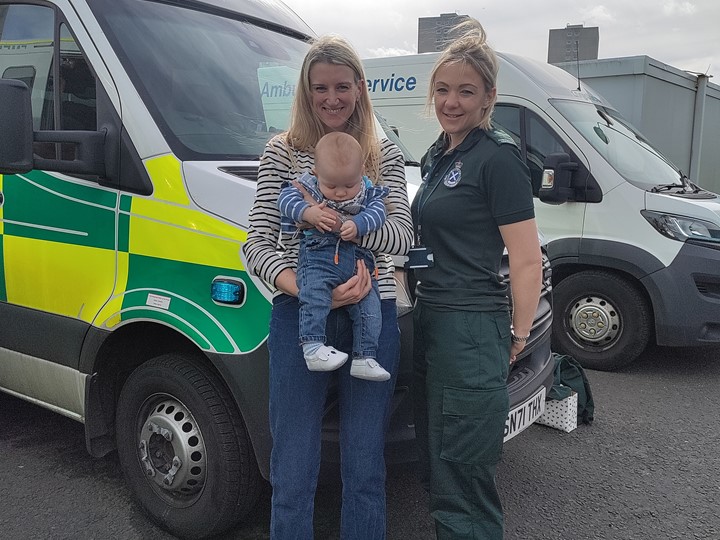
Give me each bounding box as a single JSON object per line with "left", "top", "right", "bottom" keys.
{"left": 503, "top": 386, "right": 546, "bottom": 442}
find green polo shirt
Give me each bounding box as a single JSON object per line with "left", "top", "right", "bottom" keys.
{"left": 411, "top": 127, "right": 534, "bottom": 310}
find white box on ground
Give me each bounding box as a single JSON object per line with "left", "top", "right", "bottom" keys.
{"left": 536, "top": 391, "right": 578, "bottom": 433}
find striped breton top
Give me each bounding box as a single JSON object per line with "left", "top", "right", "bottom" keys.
{"left": 243, "top": 135, "right": 413, "bottom": 300}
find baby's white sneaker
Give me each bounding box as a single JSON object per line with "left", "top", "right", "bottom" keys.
{"left": 350, "top": 358, "right": 390, "bottom": 381}
{"left": 304, "top": 345, "right": 348, "bottom": 371}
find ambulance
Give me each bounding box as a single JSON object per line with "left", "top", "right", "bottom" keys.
{"left": 0, "top": 1, "right": 553, "bottom": 537}
{"left": 365, "top": 53, "right": 720, "bottom": 371}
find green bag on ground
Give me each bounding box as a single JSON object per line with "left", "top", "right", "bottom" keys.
{"left": 547, "top": 353, "right": 594, "bottom": 424}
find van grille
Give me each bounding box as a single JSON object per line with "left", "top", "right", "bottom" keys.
{"left": 219, "top": 166, "right": 259, "bottom": 182}
{"left": 693, "top": 275, "right": 720, "bottom": 300}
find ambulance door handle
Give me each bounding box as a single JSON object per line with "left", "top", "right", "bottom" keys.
{"left": 0, "top": 192, "right": 3, "bottom": 205}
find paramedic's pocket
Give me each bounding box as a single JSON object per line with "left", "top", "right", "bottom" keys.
{"left": 440, "top": 386, "right": 509, "bottom": 465}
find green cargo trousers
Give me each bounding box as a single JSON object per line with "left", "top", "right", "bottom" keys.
{"left": 413, "top": 301, "right": 511, "bottom": 539}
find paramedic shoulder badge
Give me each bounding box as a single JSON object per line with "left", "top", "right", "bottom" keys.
{"left": 443, "top": 161, "right": 463, "bottom": 187}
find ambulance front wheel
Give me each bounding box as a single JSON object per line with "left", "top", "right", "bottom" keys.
{"left": 552, "top": 270, "right": 652, "bottom": 371}
{"left": 116, "top": 353, "right": 260, "bottom": 539}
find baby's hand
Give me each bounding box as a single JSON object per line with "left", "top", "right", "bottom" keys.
{"left": 340, "top": 219, "right": 358, "bottom": 241}
{"left": 303, "top": 204, "right": 336, "bottom": 232}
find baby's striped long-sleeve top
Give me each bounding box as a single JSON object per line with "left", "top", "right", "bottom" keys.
{"left": 277, "top": 172, "right": 389, "bottom": 238}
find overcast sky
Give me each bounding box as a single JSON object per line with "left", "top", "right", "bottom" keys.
{"left": 280, "top": 0, "right": 719, "bottom": 78}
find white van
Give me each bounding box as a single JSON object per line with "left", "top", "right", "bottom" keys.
{"left": 0, "top": 3, "right": 553, "bottom": 538}
{"left": 365, "top": 53, "right": 720, "bottom": 371}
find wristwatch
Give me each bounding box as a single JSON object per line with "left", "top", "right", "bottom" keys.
{"left": 511, "top": 331, "right": 530, "bottom": 344}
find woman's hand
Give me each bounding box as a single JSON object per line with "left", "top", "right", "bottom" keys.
{"left": 331, "top": 259, "right": 372, "bottom": 308}
{"left": 324, "top": 207, "right": 343, "bottom": 232}
{"left": 509, "top": 341, "right": 526, "bottom": 365}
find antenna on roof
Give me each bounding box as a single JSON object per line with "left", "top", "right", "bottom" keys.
{"left": 575, "top": 40, "right": 581, "bottom": 91}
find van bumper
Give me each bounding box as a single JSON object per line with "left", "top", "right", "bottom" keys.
{"left": 642, "top": 240, "right": 720, "bottom": 346}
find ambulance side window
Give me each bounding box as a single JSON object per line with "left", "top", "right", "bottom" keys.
{"left": 494, "top": 104, "right": 543, "bottom": 192}
{"left": 0, "top": 7, "right": 97, "bottom": 159}
{"left": 492, "top": 105, "right": 522, "bottom": 147}
{"left": 494, "top": 104, "right": 572, "bottom": 196}
{"left": 0, "top": 4, "right": 55, "bottom": 130}
{"left": 58, "top": 24, "right": 96, "bottom": 132}
{"left": 526, "top": 111, "right": 567, "bottom": 189}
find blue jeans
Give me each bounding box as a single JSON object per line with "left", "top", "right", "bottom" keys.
{"left": 268, "top": 294, "right": 400, "bottom": 540}
{"left": 297, "top": 234, "right": 381, "bottom": 358}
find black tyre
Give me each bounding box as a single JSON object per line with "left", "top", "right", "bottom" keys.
{"left": 116, "top": 353, "right": 260, "bottom": 539}
{"left": 552, "top": 270, "right": 652, "bottom": 371}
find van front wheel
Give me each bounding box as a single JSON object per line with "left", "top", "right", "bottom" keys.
{"left": 552, "top": 271, "right": 651, "bottom": 371}
{"left": 116, "top": 353, "right": 260, "bottom": 539}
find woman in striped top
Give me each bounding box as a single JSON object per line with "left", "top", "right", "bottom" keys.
{"left": 243, "top": 35, "right": 412, "bottom": 539}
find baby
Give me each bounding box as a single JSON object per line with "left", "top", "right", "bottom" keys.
{"left": 277, "top": 131, "right": 391, "bottom": 381}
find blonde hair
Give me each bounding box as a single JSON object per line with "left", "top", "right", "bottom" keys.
{"left": 286, "top": 35, "right": 381, "bottom": 181}
{"left": 426, "top": 18, "right": 499, "bottom": 131}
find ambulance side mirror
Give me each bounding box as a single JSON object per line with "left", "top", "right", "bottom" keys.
{"left": 0, "top": 78, "right": 34, "bottom": 175}
{"left": 538, "top": 152, "right": 578, "bottom": 204}
{"left": 0, "top": 77, "right": 110, "bottom": 178}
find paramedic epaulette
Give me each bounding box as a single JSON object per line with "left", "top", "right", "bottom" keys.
{"left": 486, "top": 127, "right": 519, "bottom": 148}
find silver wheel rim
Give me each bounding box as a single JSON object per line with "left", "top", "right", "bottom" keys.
{"left": 567, "top": 294, "right": 621, "bottom": 345}
{"left": 137, "top": 395, "right": 208, "bottom": 505}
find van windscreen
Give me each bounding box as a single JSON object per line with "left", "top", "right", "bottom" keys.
{"left": 90, "top": 0, "right": 310, "bottom": 161}
{"left": 552, "top": 99, "right": 682, "bottom": 190}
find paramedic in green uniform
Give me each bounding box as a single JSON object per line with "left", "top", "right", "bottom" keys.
{"left": 411, "top": 18, "right": 543, "bottom": 539}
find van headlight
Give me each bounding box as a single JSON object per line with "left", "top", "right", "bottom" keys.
{"left": 641, "top": 210, "right": 720, "bottom": 243}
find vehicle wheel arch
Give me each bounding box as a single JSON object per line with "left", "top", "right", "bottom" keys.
{"left": 113, "top": 351, "right": 262, "bottom": 538}
{"left": 83, "top": 322, "right": 229, "bottom": 457}
{"left": 551, "top": 262, "right": 656, "bottom": 325}
{"left": 550, "top": 263, "right": 657, "bottom": 370}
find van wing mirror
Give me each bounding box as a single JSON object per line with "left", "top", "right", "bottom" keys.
{"left": 0, "top": 78, "right": 34, "bottom": 174}
{"left": 0, "top": 78, "right": 109, "bottom": 178}
{"left": 34, "top": 130, "right": 107, "bottom": 177}
{"left": 538, "top": 152, "right": 578, "bottom": 204}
